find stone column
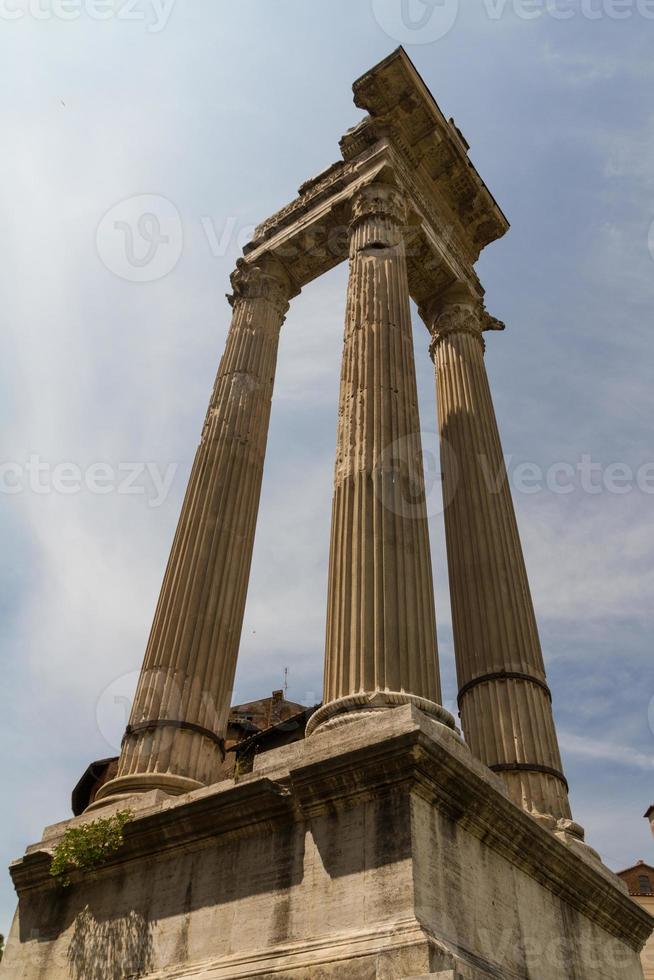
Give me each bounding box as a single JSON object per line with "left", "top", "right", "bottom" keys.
{"left": 422, "top": 287, "right": 573, "bottom": 826}
{"left": 94, "top": 256, "right": 296, "bottom": 805}
{"left": 307, "top": 182, "right": 454, "bottom": 737}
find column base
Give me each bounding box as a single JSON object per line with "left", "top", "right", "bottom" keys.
{"left": 306, "top": 691, "right": 457, "bottom": 738}
{"left": 87, "top": 772, "right": 205, "bottom": 811}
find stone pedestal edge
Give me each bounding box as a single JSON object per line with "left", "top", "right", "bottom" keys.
{"left": 9, "top": 706, "right": 652, "bottom": 955}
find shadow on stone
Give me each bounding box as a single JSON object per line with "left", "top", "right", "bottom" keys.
{"left": 310, "top": 788, "right": 412, "bottom": 879}
{"left": 67, "top": 905, "right": 154, "bottom": 980}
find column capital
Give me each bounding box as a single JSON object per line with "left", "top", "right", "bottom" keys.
{"left": 421, "top": 289, "right": 505, "bottom": 359}
{"left": 227, "top": 256, "right": 298, "bottom": 319}
{"left": 348, "top": 180, "right": 408, "bottom": 230}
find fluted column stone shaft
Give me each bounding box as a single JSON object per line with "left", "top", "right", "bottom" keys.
{"left": 308, "top": 182, "right": 454, "bottom": 737}
{"left": 423, "top": 293, "right": 571, "bottom": 822}
{"left": 95, "top": 257, "right": 295, "bottom": 804}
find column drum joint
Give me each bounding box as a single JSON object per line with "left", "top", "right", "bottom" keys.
{"left": 489, "top": 762, "right": 569, "bottom": 793}
{"left": 457, "top": 671, "right": 552, "bottom": 708}
{"left": 123, "top": 720, "right": 226, "bottom": 759}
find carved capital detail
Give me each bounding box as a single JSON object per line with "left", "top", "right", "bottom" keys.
{"left": 424, "top": 299, "right": 505, "bottom": 361}
{"left": 349, "top": 181, "right": 407, "bottom": 229}
{"left": 227, "top": 257, "right": 296, "bottom": 318}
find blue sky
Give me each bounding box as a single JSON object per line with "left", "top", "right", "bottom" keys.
{"left": 1, "top": 0, "right": 654, "bottom": 938}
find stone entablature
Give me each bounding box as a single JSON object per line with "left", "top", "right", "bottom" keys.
{"left": 248, "top": 49, "right": 508, "bottom": 291}
{"left": 244, "top": 49, "right": 509, "bottom": 312}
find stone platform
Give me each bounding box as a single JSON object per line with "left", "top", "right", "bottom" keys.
{"left": 1, "top": 706, "right": 651, "bottom": 979}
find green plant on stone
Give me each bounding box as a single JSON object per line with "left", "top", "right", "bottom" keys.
{"left": 50, "top": 810, "right": 133, "bottom": 887}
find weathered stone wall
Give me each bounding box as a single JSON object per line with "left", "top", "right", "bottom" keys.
{"left": 1, "top": 708, "right": 649, "bottom": 979}
{"left": 412, "top": 792, "right": 643, "bottom": 979}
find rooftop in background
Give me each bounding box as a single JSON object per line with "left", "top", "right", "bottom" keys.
{"left": 227, "top": 690, "right": 308, "bottom": 737}
{"left": 616, "top": 861, "right": 654, "bottom": 897}
{"left": 72, "top": 690, "right": 314, "bottom": 814}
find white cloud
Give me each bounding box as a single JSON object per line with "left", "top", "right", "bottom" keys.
{"left": 540, "top": 42, "right": 621, "bottom": 84}
{"left": 520, "top": 491, "right": 654, "bottom": 624}
{"left": 561, "top": 731, "right": 654, "bottom": 771}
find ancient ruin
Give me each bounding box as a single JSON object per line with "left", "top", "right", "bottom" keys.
{"left": 2, "top": 48, "right": 651, "bottom": 980}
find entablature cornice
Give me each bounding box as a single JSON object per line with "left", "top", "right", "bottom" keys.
{"left": 241, "top": 49, "right": 509, "bottom": 322}
{"left": 347, "top": 48, "right": 509, "bottom": 260}
{"left": 242, "top": 143, "right": 478, "bottom": 310}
